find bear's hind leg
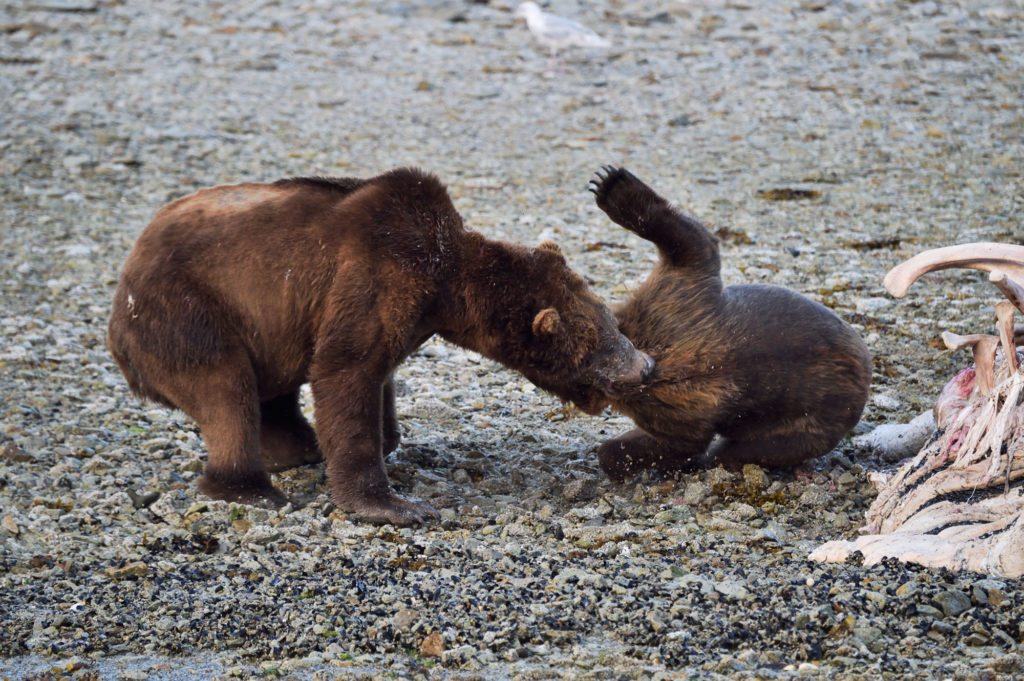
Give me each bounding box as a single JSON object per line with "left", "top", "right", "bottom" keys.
{"left": 598, "top": 428, "right": 712, "bottom": 482}
{"left": 706, "top": 429, "right": 842, "bottom": 469}
{"left": 259, "top": 390, "right": 323, "bottom": 473}
{"left": 180, "top": 363, "right": 286, "bottom": 508}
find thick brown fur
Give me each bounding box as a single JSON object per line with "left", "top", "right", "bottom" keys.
{"left": 589, "top": 167, "right": 872, "bottom": 481}
{"left": 108, "top": 167, "right": 653, "bottom": 524}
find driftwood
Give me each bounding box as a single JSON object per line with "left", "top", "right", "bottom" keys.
{"left": 812, "top": 243, "right": 1024, "bottom": 578}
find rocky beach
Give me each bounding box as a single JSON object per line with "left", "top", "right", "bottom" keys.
{"left": 1, "top": 0, "right": 1022, "bottom": 678}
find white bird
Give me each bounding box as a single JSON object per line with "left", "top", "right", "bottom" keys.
{"left": 514, "top": 2, "right": 611, "bottom": 57}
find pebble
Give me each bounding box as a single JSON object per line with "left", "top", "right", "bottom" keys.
{"left": 933, "top": 590, "right": 973, "bottom": 618}
{"left": 713, "top": 580, "right": 750, "bottom": 600}
{"left": 562, "top": 477, "right": 598, "bottom": 502}
{"left": 419, "top": 632, "right": 445, "bottom": 658}
{"left": 871, "top": 394, "right": 903, "bottom": 411}
{"left": 682, "top": 481, "right": 710, "bottom": 506}
{"left": 741, "top": 464, "right": 769, "bottom": 491}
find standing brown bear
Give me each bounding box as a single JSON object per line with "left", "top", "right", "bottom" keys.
{"left": 589, "top": 166, "right": 872, "bottom": 481}
{"left": 108, "top": 167, "right": 654, "bottom": 525}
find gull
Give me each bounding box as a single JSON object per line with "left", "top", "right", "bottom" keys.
{"left": 514, "top": 2, "right": 610, "bottom": 58}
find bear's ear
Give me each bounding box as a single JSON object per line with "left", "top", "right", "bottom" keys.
{"left": 537, "top": 240, "right": 565, "bottom": 261}
{"left": 532, "top": 307, "right": 562, "bottom": 336}
{"left": 538, "top": 240, "right": 562, "bottom": 254}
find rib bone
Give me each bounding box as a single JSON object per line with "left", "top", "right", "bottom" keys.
{"left": 972, "top": 336, "right": 1000, "bottom": 395}
{"left": 990, "top": 269, "right": 1024, "bottom": 315}
{"left": 814, "top": 360, "right": 1024, "bottom": 577}
{"left": 995, "top": 301, "right": 1019, "bottom": 374}
{"left": 941, "top": 331, "right": 997, "bottom": 352}
{"left": 883, "top": 242, "right": 1024, "bottom": 298}
{"left": 814, "top": 242, "right": 1024, "bottom": 578}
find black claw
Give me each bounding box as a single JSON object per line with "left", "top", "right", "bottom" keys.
{"left": 590, "top": 165, "right": 631, "bottom": 204}
{"left": 594, "top": 165, "right": 624, "bottom": 187}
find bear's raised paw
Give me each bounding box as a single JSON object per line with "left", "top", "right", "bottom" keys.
{"left": 589, "top": 165, "right": 660, "bottom": 233}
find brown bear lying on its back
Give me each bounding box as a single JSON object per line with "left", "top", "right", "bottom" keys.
{"left": 108, "top": 167, "right": 654, "bottom": 525}
{"left": 588, "top": 167, "right": 872, "bottom": 481}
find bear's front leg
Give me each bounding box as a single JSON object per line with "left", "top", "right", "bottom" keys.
{"left": 310, "top": 366, "right": 438, "bottom": 526}
{"left": 382, "top": 377, "right": 401, "bottom": 456}
{"left": 589, "top": 166, "right": 720, "bottom": 272}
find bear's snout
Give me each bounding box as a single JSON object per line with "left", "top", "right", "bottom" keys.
{"left": 606, "top": 348, "right": 655, "bottom": 395}
{"left": 623, "top": 349, "right": 655, "bottom": 387}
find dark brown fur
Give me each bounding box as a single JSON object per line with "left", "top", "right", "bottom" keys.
{"left": 108, "top": 167, "right": 653, "bottom": 524}
{"left": 589, "top": 167, "right": 872, "bottom": 481}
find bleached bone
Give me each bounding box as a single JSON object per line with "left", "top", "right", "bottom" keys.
{"left": 813, "top": 358, "right": 1024, "bottom": 577}
{"left": 972, "top": 336, "right": 1001, "bottom": 395}
{"left": 995, "top": 301, "right": 1019, "bottom": 374}
{"left": 990, "top": 269, "right": 1024, "bottom": 315}
{"left": 814, "top": 242, "right": 1024, "bottom": 578}
{"left": 811, "top": 513, "right": 1024, "bottom": 577}
{"left": 883, "top": 242, "right": 1024, "bottom": 298}
{"left": 941, "top": 330, "right": 997, "bottom": 352}
{"left": 938, "top": 332, "right": 998, "bottom": 395}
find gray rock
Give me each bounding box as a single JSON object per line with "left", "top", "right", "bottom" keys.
{"left": 853, "top": 625, "right": 882, "bottom": 644}
{"left": 682, "top": 482, "right": 711, "bottom": 506}
{"left": 562, "top": 477, "right": 598, "bottom": 502}
{"left": 933, "top": 590, "right": 973, "bottom": 618}
{"left": 714, "top": 580, "right": 750, "bottom": 600}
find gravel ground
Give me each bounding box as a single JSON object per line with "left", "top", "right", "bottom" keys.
{"left": 2, "top": 0, "right": 1023, "bottom": 679}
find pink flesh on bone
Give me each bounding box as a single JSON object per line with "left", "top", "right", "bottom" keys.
{"left": 933, "top": 366, "right": 975, "bottom": 428}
